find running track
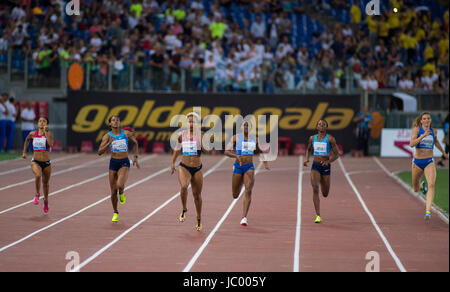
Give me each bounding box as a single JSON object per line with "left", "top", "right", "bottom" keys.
{"left": 0, "top": 154, "right": 447, "bottom": 272}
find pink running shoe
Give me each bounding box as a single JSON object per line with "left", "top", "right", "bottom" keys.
{"left": 33, "top": 194, "right": 40, "bottom": 205}
{"left": 43, "top": 200, "right": 49, "bottom": 213}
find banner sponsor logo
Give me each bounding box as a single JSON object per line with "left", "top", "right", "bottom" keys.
{"left": 67, "top": 92, "right": 358, "bottom": 153}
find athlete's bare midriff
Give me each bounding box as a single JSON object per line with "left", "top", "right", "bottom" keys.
{"left": 414, "top": 148, "right": 434, "bottom": 159}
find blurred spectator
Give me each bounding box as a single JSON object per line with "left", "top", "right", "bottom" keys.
{"left": 284, "top": 67, "right": 295, "bottom": 90}
{"left": 437, "top": 114, "right": 449, "bottom": 167}
{"left": 21, "top": 100, "right": 36, "bottom": 153}
{"left": 325, "top": 70, "right": 341, "bottom": 93}
{"left": 150, "top": 45, "right": 166, "bottom": 91}
{"left": 4, "top": 92, "right": 17, "bottom": 152}
{"left": 353, "top": 107, "right": 373, "bottom": 157}
{"left": 250, "top": 15, "right": 266, "bottom": 39}
{"left": 203, "top": 54, "right": 216, "bottom": 92}
{"left": 235, "top": 70, "right": 248, "bottom": 92}
{"left": 398, "top": 72, "right": 414, "bottom": 91}
{"left": 0, "top": 93, "right": 8, "bottom": 152}
{"left": 0, "top": 0, "right": 445, "bottom": 95}
{"left": 296, "top": 70, "right": 319, "bottom": 90}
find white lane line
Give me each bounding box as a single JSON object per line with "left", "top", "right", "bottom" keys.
{"left": 293, "top": 156, "right": 303, "bottom": 272}
{"left": 373, "top": 157, "right": 449, "bottom": 224}
{"left": 0, "top": 154, "right": 84, "bottom": 176}
{"left": 72, "top": 157, "right": 228, "bottom": 272}
{"left": 0, "top": 156, "right": 165, "bottom": 254}
{"left": 0, "top": 155, "right": 106, "bottom": 192}
{"left": 0, "top": 155, "right": 156, "bottom": 216}
{"left": 183, "top": 161, "right": 264, "bottom": 272}
{"left": 338, "top": 158, "right": 407, "bottom": 272}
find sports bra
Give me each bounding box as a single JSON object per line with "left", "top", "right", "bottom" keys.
{"left": 109, "top": 129, "right": 128, "bottom": 153}
{"left": 416, "top": 126, "right": 435, "bottom": 149}
{"left": 33, "top": 131, "right": 50, "bottom": 152}
{"left": 181, "top": 130, "right": 201, "bottom": 156}
{"left": 235, "top": 133, "right": 256, "bottom": 156}
{"left": 313, "top": 134, "right": 331, "bottom": 157}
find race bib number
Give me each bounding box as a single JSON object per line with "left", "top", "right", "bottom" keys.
{"left": 314, "top": 141, "right": 328, "bottom": 155}
{"left": 182, "top": 141, "right": 198, "bottom": 155}
{"left": 241, "top": 141, "right": 256, "bottom": 155}
{"left": 33, "top": 137, "right": 47, "bottom": 151}
{"left": 111, "top": 138, "right": 127, "bottom": 152}
{"left": 420, "top": 135, "right": 434, "bottom": 147}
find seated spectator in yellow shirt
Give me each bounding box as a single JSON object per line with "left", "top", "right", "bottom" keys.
{"left": 130, "top": 0, "right": 143, "bottom": 18}
{"left": 422, "top": 62, "right": 437, "bottom": 75}
{"left": 350, "top": 2, "right": 361, "bottom": 25}
{"left": 423, "top": 43, "right": 434, "bottom": 62}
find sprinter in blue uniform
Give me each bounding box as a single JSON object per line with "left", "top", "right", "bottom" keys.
{"left": 304, "top": 119, "right": 340, "bottom": 223}
{"left": 98, "top": 115, "right": 140, "bottom": 222}
{"left": 225, "top": 121, "right": 270, "bottom": 227}
{"left": 409, "top": 112, "right": 448, "bottom": 220}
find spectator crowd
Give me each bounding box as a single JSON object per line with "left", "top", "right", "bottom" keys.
{"left": 0, "top": 0, "right": 448, "bottom": 94}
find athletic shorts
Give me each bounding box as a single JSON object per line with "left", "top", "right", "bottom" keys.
{"left": 413, "top": 157, "right": 434, "bottom": 170}
{"left": 233, "top": 162, "right": 255, "bottom": 175}
{"left": 32, "top": 159, "right": 51, "bottom": 170}
{"left": 109, "top": 158, "right": 130, "bottom": 172}
{"left": 179, "top": 162, "right": 202, "bottom": 176}
{"left": 311, "top": 161, "right": 331, "bottom": 176}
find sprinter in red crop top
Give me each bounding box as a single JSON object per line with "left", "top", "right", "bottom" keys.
{"left": 22, "top": 116, "right": 54, "bottom": 213}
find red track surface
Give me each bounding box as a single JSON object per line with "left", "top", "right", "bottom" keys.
{"left": 0, "top": 154, "right": 448, "bottom": 272}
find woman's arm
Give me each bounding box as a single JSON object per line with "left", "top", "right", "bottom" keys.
{"left": 434, "top": 129, "right": 449, "bottom": 159}
{"left": 45, "top": 127, "right": 54, "bottom": 147}
{"left": 224, "top": 135, "right": 237, "bottom": 158}
{"left": 126, "top": 130, "right": 140, "bottom": 169}
{"left": 171, "top": 134, "right": 182, "bottom": 174}
{"left": 321, "top": 135, "right": 340, "bottom": 166}
{"left": 303, "top": 136, "right": 313, "bottom": 166}
{"left": 22, "top": 131, "right": 35, "bottom": 158}
{"left": 200, "top": 131, "right": 212, "bottom": 154}
{"left": 224, "top": 135, "right": 242, "bottom": 164}
{"left": 410, "top": 126, "right": 428, "bottom": 147}
{"left": 98, "top": 133, "right": 113, "bottom": 155}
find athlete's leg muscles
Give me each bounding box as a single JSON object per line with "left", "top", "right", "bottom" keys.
{"left": 242, "top": 170, "right": 255, "bottom": 218}
{"left": 423, "top": 162, "right": 437, "bottom": 213}
{"left": 232, "top": 173, "right": 244, "bottom": 199}
{"left": 191, "top": 170, "right": 203, "bottom": 220}
{"left": 411, "top": 162, "right": 424, "bottom": 192}
{"left": 178, "top": 165, "right": 191, "bottom": 211}
{"left": 311, "top": 170, "right": 321, "bottom": 216}
{"left": 31, "top": 162, "right": 42, "bottom": 194}
{"left": 320, "top": 174, "right": 330, "bottom": 198}
{"left": 41, "top": 165, "right": 52, "bottom": 202}
{"left": 109, "top": 170, "right": 119, "bottom": 213}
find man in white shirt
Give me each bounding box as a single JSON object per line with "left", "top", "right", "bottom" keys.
{"left": 21, "top": 101, "right": 36, "bottom": 152}
{"left": 367, "top": 74, "right": 379, "bottom": 91}
{"left": 190, "top": 0, "right": 204, "bottom": 10}
{"left": 0, "top": 93, "right": 10, "bottom": 152}
{"left": 398, "top": 74, "right": 414, "bottom": 91}
{"left": 250, "top": 16, "right": 266, "bottom": 39}
{"left": 4, "top": 94, "right": 17, "bottom": 152}
{"left": 284, "top": 67, "right": 295, "bottom": 90}
{"left": 0, "top": 33, "right": 9, "bottom": 51}
{"left": 11, "top": 5, "right": 26, "bottom": 21}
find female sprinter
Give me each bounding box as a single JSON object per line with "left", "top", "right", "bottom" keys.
{"left": 224, "top": 121, "right": 270, "bottom": 226}
{"left": 98, "top": 115, "right": 140, "bottom": 222}
{"left": 171, "top": 112, "right": 209, "bottom": 231}
{"left": 303, "top": 119, "right": 340, "bottom": 224}
{"left": 22, "top": 116, "right": 54, "bottom": 213}
{"left": 409, "top": 112, "right": 448, "bottom": 220}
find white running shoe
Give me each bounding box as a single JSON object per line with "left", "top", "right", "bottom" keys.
{"left": 240, "top": 217, "right": 248, "bottom": 226}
